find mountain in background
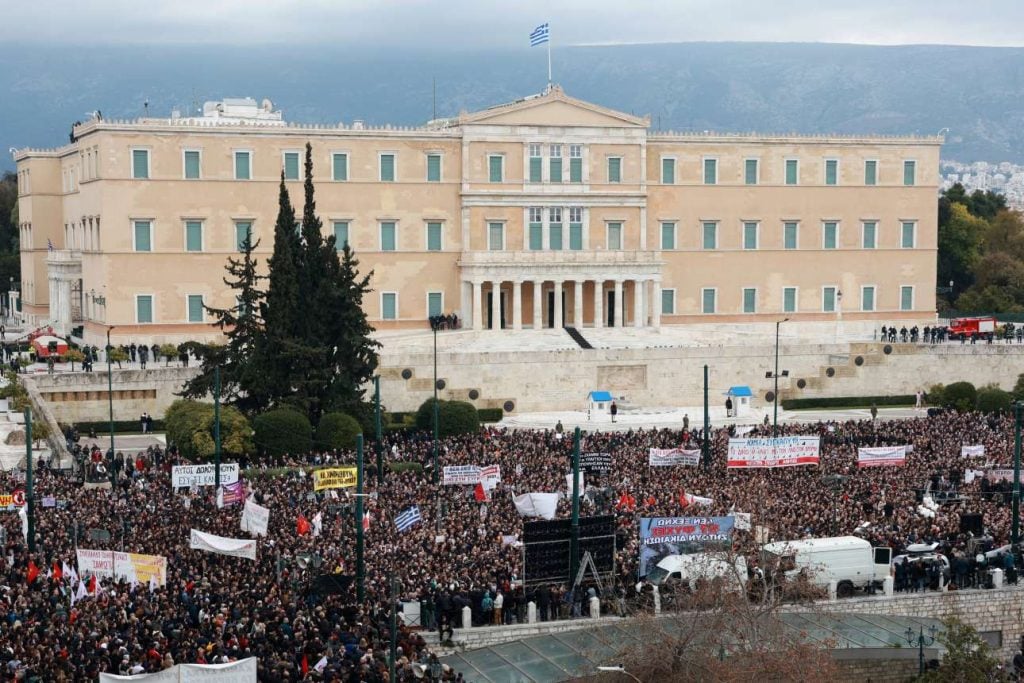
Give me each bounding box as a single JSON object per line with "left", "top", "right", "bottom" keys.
{"left": 4, "top": 41, "right": 1024, "bottom": 170}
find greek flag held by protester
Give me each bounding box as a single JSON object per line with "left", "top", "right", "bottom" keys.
{"left": 395, "top": 506, "right": 422, "bottom": 532}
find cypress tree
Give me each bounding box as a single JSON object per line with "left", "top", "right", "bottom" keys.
{"left": 263, "top": 171, "right": 302, "bottom": 405}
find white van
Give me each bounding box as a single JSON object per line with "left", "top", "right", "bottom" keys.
{"left": 646, "top": 552, "right": 748, "bottom": 591}
{"left": 761, "top": 536, "right": 892, "bottom": 598}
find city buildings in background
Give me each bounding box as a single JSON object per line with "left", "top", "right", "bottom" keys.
{"left": 941, "top": 160, "right": 1023, "bottom": 208}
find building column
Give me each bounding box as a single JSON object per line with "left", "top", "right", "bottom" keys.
{"left": 512, "top": 280, "right": 522, "bottom": 331}
{"left": 651, "top": 279, "right": 662, "bottom": 329}
{"left": 533, "top": 281, "right": 543, "bottom": 330}
{"left": 633, "top": 279, "right": 644, "bottom": 328}
{"left": 553, "top": 280, "right": 564, "bottom": 329}
{"left": 573, "top": 280, "right": 584, "bottom": 328}
{"left": 472, "top": 280, "right": 483, "bottom": 331}
{"left": 614, "top": 280, "right": 624, "bottom": 328}
{"left": 593, "top": 280, "right": 603, "bottom": 328}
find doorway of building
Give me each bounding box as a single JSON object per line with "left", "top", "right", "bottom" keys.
{"left": 487, "top": 291, "right": 506, "bottom": 329}
{"left": 607, "top": 291, "right": 617, "bottom": 327}
{"left": 546, "top": 291, "right": 566, "bottom": 328}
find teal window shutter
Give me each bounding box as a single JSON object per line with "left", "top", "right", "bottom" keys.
{"left": 703, "top": 158, "right": 717, "bottom": 185}
{"left": 333, "top": 154, "right": 348, "bottom": 181}
{"left": 334, "top": 221, "right": 349, "bottom": 250}
{"left": 825, "top": 159, "right": 838, "bottom": 185}
{"left": 863, "top": 222, "right": 877, "bottom": 249}
{"left": 187, "top": 294, "right": 204, "bottom": 322}
{"left": 743, "top": 222, "right": 758, "bottom": 250}
{"left": 702, "top": 289, "right": 716, "bottom": 314}
{"left": 743, "top": 288, "right": 756, "bottom": 313}
{"left": 661, "top": 223, "right": 675, "bottom": 250}
{"left": 785, "top": 159, "right": 798, "bottom": 185}
{"left": 283, "top": 152, "right": 300, "bottom": 180}
{"left": 488, "top": 156, "right": 503, "bottom": 183}
{"left": 903, "top": 160, "right": 916, "bottom": 186}
{"left": 784, "top": 222, "right": 798, "bottom": 250}
{"left": 662, "top": 158, "right": 675, "bottom": 184}
{"left": 426, "top": 222, "right": 442, "bottom": 251}
{"left": 185, "top": 221, "right": 202, "bottom": 252}
{"left": 702, "top": 222, "right": 716, "bottom": 250}
{"left": 134, "top": 221, "right": 151, "bottom": 252}
{"left": 549, "top": 223, "right": 563, "bottom": 250}
{"left": 783, "top": 287, "right": 796, "bottom": 313}
{"left": 136, "top": 295, "right": 153, "bottom": 323}
{"left": 823, "top": 222, "right": 837, "bottom": 249}
{"left": 488, "top": 222, "right": 503, "bottom": 250}
{"left": 608, "top": 157, "right": 621, "bottom": 183}
{"left": 184, "top": 151, "right": 200, "bottom": 179}
{"left": 569, "top": 157, "right": 582, "bottom": 183}
{"left": 607, "top": 223, "right": 622, "bottom": 249}
{"left": 529, "top": 157, "right": 542, "bottom": 183}
{"left": 234, "top": 152, "right": 250, "bottom": 180}
{"left": 862, "top": 287, "right": 875, "bottom": 311}
{"left": 661, "top": 289, "right": 674, "bottom": 315}
{"left": 380, "top": 222, "right": 396, "bottom": 251}
{"left": 902, "top": 222, "right": 915, "bottom": 248}
{"left": 549, "top": 157, "right": 562, "bottom": 183}
{"left": 569, "top": 222, "right": 583, "bottom": 250}
{"left": 426, "top": 154, "right": 441, "bottom": 182}
{"left": 529, "top": 223, "right": 543, "bottom": 250}
{"left": 235, "top": 222, "right": 252, "bottom": 251}
{"left": 745, "top": 159, "right": 758, "bottom": 185}
{"left": 382, "top": 293, "right": 396, "bottom": 319}
{"left": 380, "top": 154, "right": 395, "bottom": 182}
{"left": 428, "top": 292, "right": 443, "bottom": 318}
{"left": 865, "top": 160, "right": 877, "bottom": 185}
{"left": 132, "top": 149, "right": 149, "bottom": 179}
{"left": 901, "top": 286, "right": 913, "bottom": 311}
{"left": 823, "top": 287, "right": 836, "bottom": 312}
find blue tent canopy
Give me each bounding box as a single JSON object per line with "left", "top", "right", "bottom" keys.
{"left": 588, "top": 391, "right": 613, "bottom": 402}
{"left": 727, "top": 386, "right": 753, "bottom": 397}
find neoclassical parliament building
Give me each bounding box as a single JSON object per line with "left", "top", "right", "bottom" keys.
{"left": 13, "top": 86, "right": 940, "bottom": 345}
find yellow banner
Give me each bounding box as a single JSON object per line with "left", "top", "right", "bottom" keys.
{"left": 113, "top": 552, "right": 167, "bottom": 587}
{"left": 313, "top": 467, "right": 358, "bottom": 491}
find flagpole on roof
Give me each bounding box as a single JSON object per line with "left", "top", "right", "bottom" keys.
{"left": 547, "top": 31, "right": 552, "bottom": 89}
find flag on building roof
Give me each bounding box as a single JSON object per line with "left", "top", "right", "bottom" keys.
{"left": 530, "top": 23, "right": 549, "bottom": 47}
{"left": 395, "top": 506, "right": 422, "bottom": 533}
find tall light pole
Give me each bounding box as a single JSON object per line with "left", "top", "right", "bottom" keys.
{"left": 770, "top": 318, "right": 789, "bottom": 438}
{"left": 356, "top": 434, "right": 365, "bottom": 602}
{"left": 24, "top": 408, "right": 34, "bottom": 552}
{"left": 106, "top": 326, "right": 115, "bottom": 481}
{"left": 432, "top": 325, "right": 439, "bottom": 485}
{"left": 213, "top": 365, "right": 221, "bottom": 489}
{"left": 374, "top": 376, "right": 383, "bottom": 485}
{"left": 570, "top": 427, "right": 581, "bottom": 586}
{"left": 904, "top": 625, "right": 937, "bottom": 675}
{"left": 1013, "top": 402, "right": 1022, "bottom": 548}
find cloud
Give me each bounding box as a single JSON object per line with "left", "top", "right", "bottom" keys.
{"left": 4, "top": 0, "right": 1024, "bottom": 47}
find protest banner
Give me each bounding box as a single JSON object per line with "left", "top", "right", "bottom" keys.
{"left": 113, "top": 552, "right": 168, "bottom": 587}
{"left": 565, "top": 471, "right": 585, "bottom": 494}
{"left": 240, "top": 499, "right": 270, "bottom": 537}
{"left": 638, "top": 517, "right": 735, "bottom": 577}
{"left": 76, "top": 548, "right": 115, "bottom": 579}
{"left": 480, "top": 464, "right": 501, "bottom": 483}
{"left": 0, "top": 490, "right": 26, "bottom": 511}
{"left": 220, "top": 481, "right": 246, "bottom": 506}
{"left": 312, "top": 467, "right": 357, "bottom": 492}
{"left": 857, "top": 446, "right": 907, "bottom": 467}
{"left": 987, "top": 468, "right": 1015, "bottom": 482}
{"left": 171, "top": 464, "right": 239, "bottom": 488}
{"left": 512, "top": 493, "right": 559, "bottom": 520}
{"left": 443, "top": 465, "right": 481, "bottom": 485}
{"left": 726, "top": 436, "right": 820, "bottom": 468}
{"left": 580, "top": 452, "right": 613, "bottom": 474}
{"left": 733, "top": 512, "right": 752, "bottom": 531}
{"left": 101, "top": 657, "right": 257, "bottom": 682}
{"left": 961, "top": 445, "right": 985, "bottom": 458}
{"left": 189, "top": 529, "right": 257, "bottom": 560}
{"left": 649, "top": 448, "right": 701, "bottom": 467}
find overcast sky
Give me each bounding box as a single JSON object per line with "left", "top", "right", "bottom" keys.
{"left": 5, "top": 0, "right": 1024, "bottom": 47}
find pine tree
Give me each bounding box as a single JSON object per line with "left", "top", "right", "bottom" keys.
{"left": 263, "top": 171, "right": 303, "bottom": 406}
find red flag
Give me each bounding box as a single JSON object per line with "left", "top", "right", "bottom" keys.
{"left": 362, "top": 512, "right": 370, "bottom": 532}
{"left": 474, "top": 483, "right": 487, "bottom": 502}
{"left": 678, "top": 490, "right": 690, "bottom": 509}
{"left": 88, "top": 575, "right": 97, "bottom": 594}
{"left": 301, "top": 654, "right": 309, "bottom": 676}
{"left": 52, "top": 562, "right": 62, "bottom": 582}
{"left": 297, "top": 514, "right": 311, "bottom": 536}
{"left": 26, "top": 560, "right": 39, "bottom": 585}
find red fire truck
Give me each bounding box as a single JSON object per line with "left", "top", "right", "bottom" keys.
{"left": 948, "top": 316, "right": 997, "bottom": 341}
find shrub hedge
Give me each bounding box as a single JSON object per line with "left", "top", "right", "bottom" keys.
{"left": 65, "top": 420, "right": 166, "bottom": 434}
{"left": 780, "top": 395, "right": 915, "bottom": 410}
{"left": 415, "top": 399, "right": 480, "bottom": 437}
{"left": 316, "top": 412, "right": 362, "bottom": 451}
{"left": 478, "top": 408, "right": 503, "bottom": 423}
{"left": 253, "top": 408, "right": 313, "bottom": 457}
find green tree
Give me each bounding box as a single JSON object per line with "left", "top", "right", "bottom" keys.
{"left": 937, "top": 202, "right": 986, "bottom": 298}
{"left": 326, "top": 243, "right": 380, "bottom": 418}
{"left": 917, "top": 617, "right": 1002, "bottom": 682}
{"left": 108, "top": 347, "right": 128, "bottom": 369}
{"left": 415, "top": 399, "right": 480, "bottom": 437}
{"left": 976, "top": 386, "right": 1012, "bottom": 414}
{"left": 164, "top": 399, "right": 253, "bottom": 460}
{"left": 316, "top": 412, "right": 362, "bottom": 451}
{"left": 0, "top": 172, "right": 18, "bottom": 254}
{"left": 253, "top": 408, "right": 312, "bottom": 457}
{"left": 263, "top": 172, "right": 303, "bottom": 407}
{"left": 942, "top": 381, "right": 978, "bottom": 411}
{"left": 966, "top": 188, "right": 1007, "bottom": 220}
{"left": 62, "top": 348, "right": 85, "bottom": 371}
{"left": 159, "top": 344, "right": 179, "bottom": 366}
{"left": 981, "top": 209, "right": 1024, "bottom": 260}
{"left": 956, "top": 252, "right": 1024, "bottom": 313}
{"left": 1013, "top": 373, "right": 1024, "bottom": 402}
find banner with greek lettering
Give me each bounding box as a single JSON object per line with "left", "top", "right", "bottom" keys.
{"left": 443, "top": 465, "right": 481, "bottom": 485}
{"left": 312, "top": 467, "right": 357, "bottom": 491}
{"left": 581, "top": 452, "right": 613, "bottom": 474}
{"left": 649, "top": 448, "right": 701, "bottom": 467}
{"left": 113, "top": 552, "right": 168, "bottom": 587}
{"left": 638, "top": 516, "right": 735, "bottom": 577}
{"left": 987, "top": 468, "right": 1014, "bottom": 482}
{"left": 77, "top": 548, "right": 115, "bottom": 579}
{"left": 240, "top": 500, "right": 270, "bottom": 537}
{"left": 189, "top": 529, "right": 257, "bottom": 561}
{"left": 172, "top": 464, "right": 239, "bottom": 489}
{"left": 726, "top": 436, "right": 820, "bottom": 468}
{"left": 857, "top": 446, "right": 907, "bottom": 467}
{"left": 961, "top": 445, "right": 985, "bottom": 458}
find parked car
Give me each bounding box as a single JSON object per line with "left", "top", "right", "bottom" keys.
{"left": 761, "top": 535, "right": 892, "bottom": 598}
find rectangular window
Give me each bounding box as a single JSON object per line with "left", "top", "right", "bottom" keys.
{"left": 744, "top": 159, "right": 758, "bottom": 185}
{"left": 608, "top": 157, "right": 622, "bottom": 183}
{"left": 187, "top": 294, "right": 204, "bottom": 323}
{"left": 380, "top": 221, "right": 397, "bottom": 251}
{"left": 332, "top": 153, "right": 348, "bottom": 181}
{"left": 283, "top": 152, "right": 300, "bottom": 180}
{"left": 743, "top": 221, "right": 758, "bottom": 250}
{"left": 661, "top": 158, "right": 675, "bottom": 184}
{"left": 900, "top": 286, "right": 914, "bottom": 311}
{"left": 569, "top": 145, "right": 582, "bottom": 183}
{"left": 333, "top": 221, "right": 349, "bottom": 250}
{"left": 701, "top": 288, "right": 716, "bottom": 314}
{"left": 528, "top": 144, "right": 542, "bottom": 183}
{"left": 528, "top": 207, "right": 542, "bottom": 251}
{"left": 184, "top": 150, "right": 201, "bottom": 179}
{"left": 661, "top": 289, "right": 675, "bottom": 315}
{"left": 426, "top": 154, "right": 442, "bottom": 182}
{"left": 132, "top": 149, "right": 149, "bottom": 179}
{"left": 703, "top": 158, "right": 717, "bottom": 185}
{"left": 864, "top": 159, "right": 877, "bottom": 186}
{"left": 862, "top": 221, "right": 877, "bottom": 249}
{"left": 569, "top": 225, "right": 583, "bottom": 251}
{"left": 381, "top": 292, "right": 397, "bottom": 320}
{"left": 133, "top": 220, "right": 152, "bottom": 252}
{"left": 661, "top": 222, "right": 676, "bottom": 250}
{"left": 235, "top": 221, "right": 252, "bottom": 251}
{"left": 702, "top": 222, "right": 717, "bottom": 250}
{"left": 379, "top": 153, "right": 396, "bottom": 182}
{"left": 901, "top": 221, "right": 916, "bottom": 248}
{"left": 825, "top": 159, "right": 838, "bottom": 186}
{"left": 742, "top": 288, "right": 757, "bottom": 314}
{"left": 136, "top": 295, "right": 153, "bottom": 324}
{"left": 185, "top": 220, "right": 203, "bottom": 252}
{"left": 783, "top": 287, "right": 797, "bottom": 313}
{"left": 549, "top": 145, "right": 562, "bottom": 183}
{"left": 488, "top": 155, "right": 504, "bottom": 183}
{"left": 785, "top": 159, "right": 798, "bottom": 185}
{"left": 234, "top": 151, "right": 251, "bottom": 180}
{"left": 903, "top": 160, "right": 916, "bottom": 186}
{"left": 823, "top": 286, "right": 837, "bottom": 312}
{"left": 427, "top": 292, "right": 443, "bottom": 318}
{"left": 784, "top": 222, "right": 798, "bottom": 250}
{"left": 548, "top": 208, "right": 563, "bottom": 250}
{"left": 823, "top": 222, "right": 838, "bottom": 249}
{"left": 488, "top": 222, "right": 504, "bottom": 251}
{"left": 607, "top": 222, "right": 622, "bottom": 250}
{"left": 426, "top": 222, "right": 442, "bottom": 251}
{"left": 861, "top": 286, "right": 876, "bottom": 312}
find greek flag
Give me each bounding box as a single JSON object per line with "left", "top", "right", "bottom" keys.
{"left": 394, "top": 505, "right": 422, "bottom": 533}
{"left": 530, "top": 23, "right": 549, "bottom": 47}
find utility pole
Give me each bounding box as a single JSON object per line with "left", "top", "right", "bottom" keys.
{"left": 570, "top": 427, "right": 581, "bottom": 586}
{"left": 702, "top": 365, "right": 710, "bottom": 469}
{"left": 432, "top": 326, "right": 439, "bottom": 485}
{"left": 106, "top": 326, "right": 115, "bottom": 485}
{"left": 24, "top": 408, "right": 34, "bottom": 552}
{"left": 772, "top": 318, "right": 790, "bottom": 438}
{"left": 356, "top": 434, "right": 365, "bottom": 602}
{"left": 1013, "top": 402, "right": 1022, "bottom": 548}
{"left": 389, "top": 577, "right": 398, "bottom": 683}
{"left": 214, "top": 365, "right": 221, "bottom": 490}
{"left": 374, "top": 376, "right": 383, "bottom": 485}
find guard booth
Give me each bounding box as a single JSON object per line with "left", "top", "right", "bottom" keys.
{"left": 726, "top": 386, "right": 753, "bottom": 418}
{"left": 587, "top": 390, "right": 613, "bottom": 420}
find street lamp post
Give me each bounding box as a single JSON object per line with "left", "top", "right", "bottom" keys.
{"left": 769, "top": 318, "right": 790, "bottom": 438}
{"left": 596, "top": 666, "right": 642, "bottom": 683}
{"left": 904, "top": 625, "right": 938, "bottom": 675}
{"left": 374, "top": 376, "right": 383, "bottom": 485}
{"left": 213, "top": 365, "right": 221, "bottom": 489}
{"left": 356, "top": 434, "right": 365, "bottom": 603}
{"left": 432, "top": 326, "right": 439, "bottom": 484}
{"left": 1013, "top": 402, "right": 1022, "bottom": 548}
{"left": 106, "top": 326, "right": 115, "bottom": 483}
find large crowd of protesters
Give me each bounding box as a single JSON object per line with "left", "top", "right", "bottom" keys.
{"left": 0, "top": 408, "right": 1021, "bottom": 680}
